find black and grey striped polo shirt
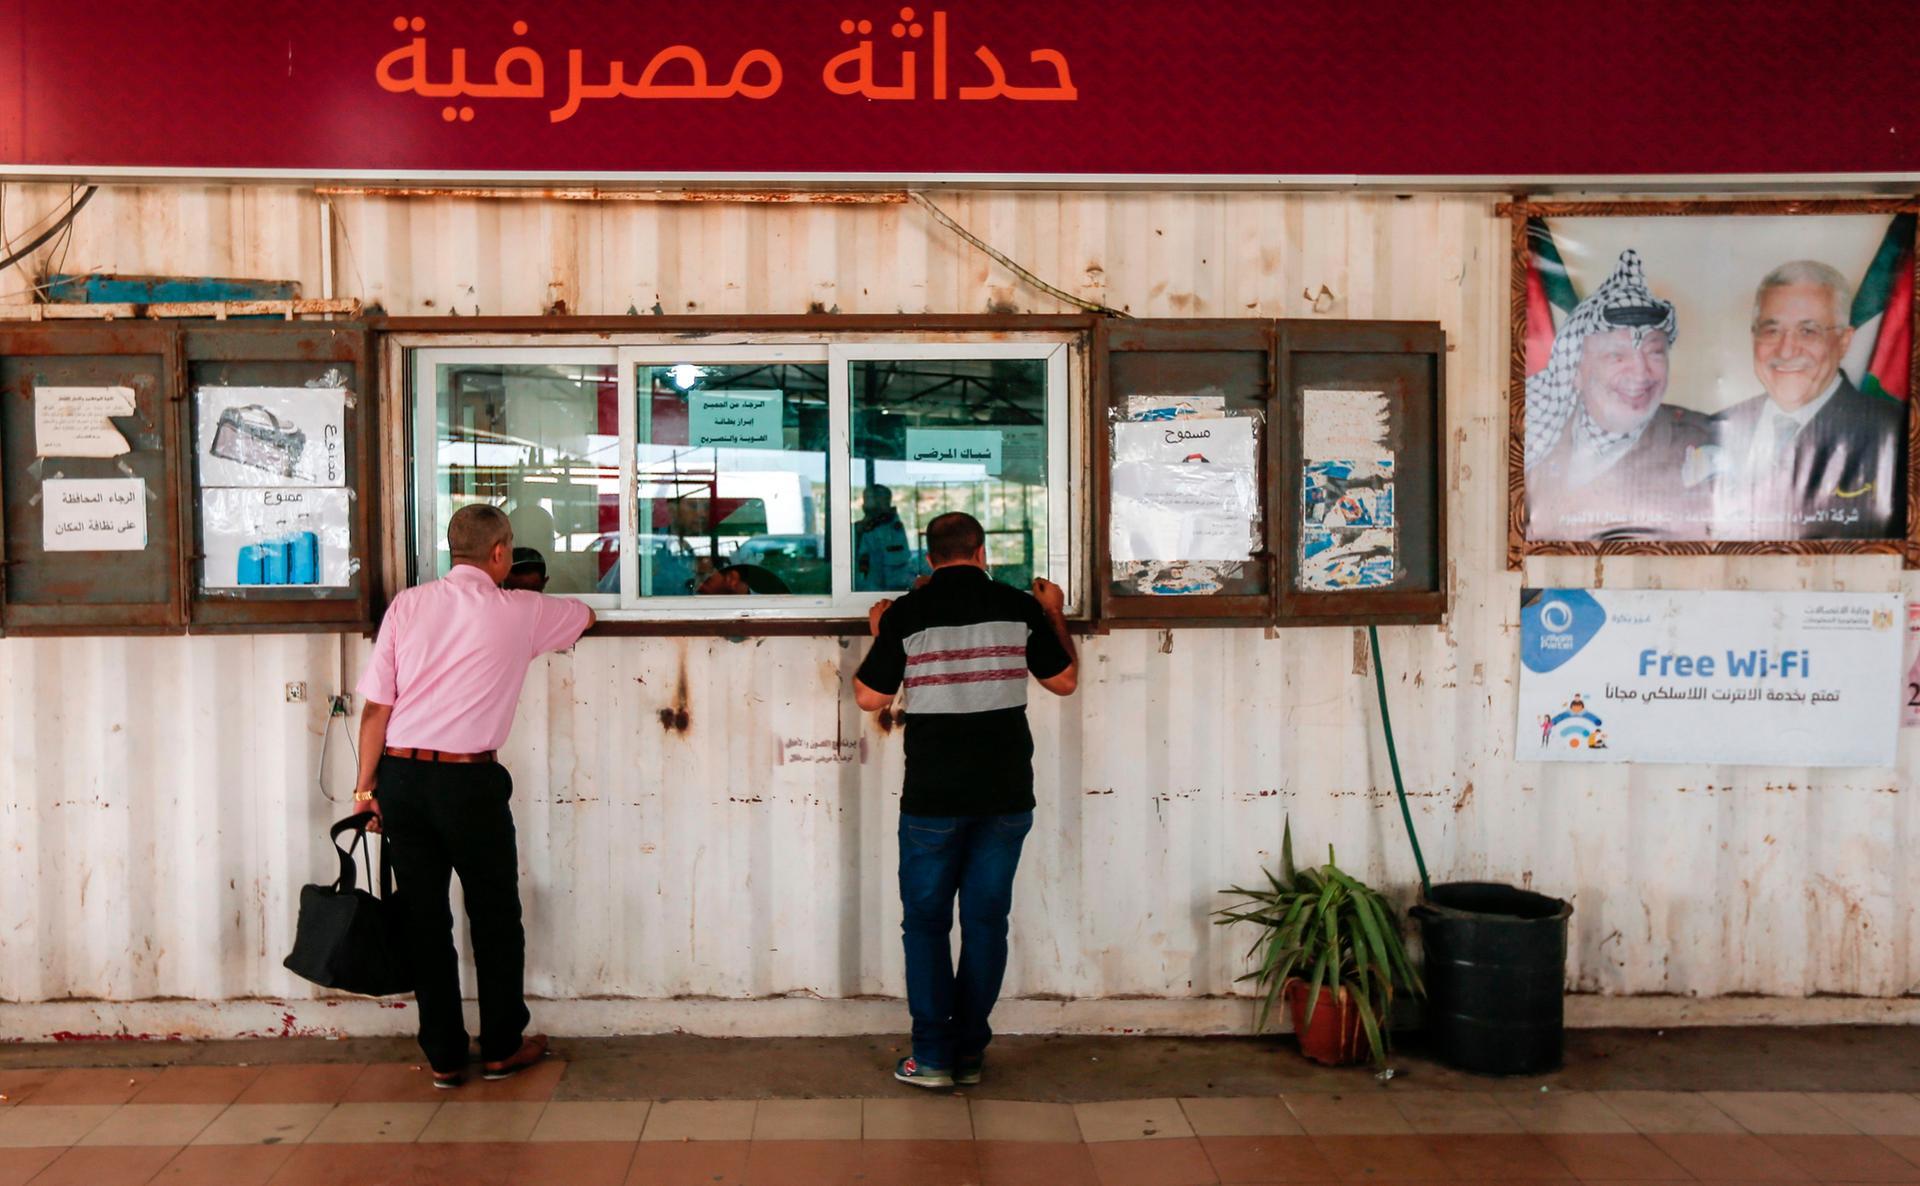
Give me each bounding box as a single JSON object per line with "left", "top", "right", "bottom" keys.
{"left": 856, "top": 566, "right": 1073, "bottom": 816}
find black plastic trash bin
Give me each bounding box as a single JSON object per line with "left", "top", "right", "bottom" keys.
{"left": 1412, "top": 882, "right": 1572, "bottom": 1075}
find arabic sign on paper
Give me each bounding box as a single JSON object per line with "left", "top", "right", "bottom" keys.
{"left": 43, "top": 478, "right": 147, "bottom": 552}
{"left": 35, "top": 386, "right": 135, "bottom": 458}
{"left": 689, "top": 390, "right": 784, "bottom": 450}
{"left": 197, "top": 387, "right": 348, "bottom": 487}
{"left": 202, "top": 488, "right": 354, "bottom": 588}
{"left": 1518, "top": 588, "right": 1902, "bottom": 767}
{"left": 905, "top": 428, "right": 1003, "bottom": 475}
{"left": 1109, "top": 417, "right": 1257, "bottom": 563}
{"left": 997, "top": 425, "right": 1046, "bottom": 484}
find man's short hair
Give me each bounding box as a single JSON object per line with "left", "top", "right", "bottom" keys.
{"left": 1755, "top": 260, "right": 1854, "bottom": 327}
{"left": 509, "top": 546, "right": 546, "bottom": 575}
{"left": 925, "top": 511, "right": 985, "bottom": 563}
{"left": 448, "top": 504, "right": 513, "bottom": 561}
{"left": 722, "top": 563, "right": 791, "bottom": 594}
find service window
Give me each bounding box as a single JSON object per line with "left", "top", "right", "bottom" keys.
{"left": 407, "top": 336, "right": 1075, "bottom": 624}
{"left": 412, "top": 349, "right": 620, "bottom": 604}
{"left": 839, "top": 344, "right": 1067, "bottom": 601}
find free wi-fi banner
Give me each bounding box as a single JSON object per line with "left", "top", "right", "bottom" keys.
{"left": 1517, "top": 588, "right": 1902, "bottom": 767}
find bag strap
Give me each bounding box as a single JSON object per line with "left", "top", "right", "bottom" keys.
{"left": 328, "top": 814, "right": 373, "bottom": 893}
{"left": 378, "top": 830, "right": 396, "bottom": 900}
{"left": 234, "top": 404, "right": 290, "bottom": 431}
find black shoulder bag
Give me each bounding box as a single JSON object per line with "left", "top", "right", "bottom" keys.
{"left": 283, "top": 814, "right": 413, "bottom": 996}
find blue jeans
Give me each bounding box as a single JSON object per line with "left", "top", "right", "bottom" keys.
{"left": 897, "top": 810, "right": 1034, "bottom": 1070}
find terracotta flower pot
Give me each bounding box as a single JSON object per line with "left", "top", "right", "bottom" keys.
{"left": 1285, "top": 980, "right": 1366, "bottom": 1066}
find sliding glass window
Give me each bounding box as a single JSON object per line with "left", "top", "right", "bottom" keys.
{"left": 411, "top": 339, "right": 1071, "bottom": 620}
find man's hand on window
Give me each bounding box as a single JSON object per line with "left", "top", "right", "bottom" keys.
{"left": 868, "top": 598, "right": 894, "bottom": 637}
{"left": 1032, "top": 578, "right": 1066, "bottom": 616}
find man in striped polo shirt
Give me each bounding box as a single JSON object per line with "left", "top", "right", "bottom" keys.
{"left": 853, "top": 511, "right": 1078, "bottom": 1088}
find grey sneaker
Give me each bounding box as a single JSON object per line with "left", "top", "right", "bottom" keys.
{"left": 893, "top": 1057, "right": 954, "bottom": 1089}
{"left": 953, "top": 1055, "right": 984, "bottom": 1086}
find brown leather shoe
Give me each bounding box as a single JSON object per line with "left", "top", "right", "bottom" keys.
{"left": 481, "top": 1033, "right": 549, "bottom": 1081}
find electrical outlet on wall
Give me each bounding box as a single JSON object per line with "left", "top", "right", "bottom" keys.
{"left": 329, "top": 693, "right": 353, "bottom": 716}
{"left": 285, "top": 682, "right": 307, "bottom": 703}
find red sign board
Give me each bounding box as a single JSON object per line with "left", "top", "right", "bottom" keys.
{"left": 3, "top": 1, "right": 1917, "bottom": 179}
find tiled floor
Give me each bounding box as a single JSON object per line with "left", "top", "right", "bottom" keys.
{"left": 4, "top": 1052, "right": 1920, "bottom": 1184}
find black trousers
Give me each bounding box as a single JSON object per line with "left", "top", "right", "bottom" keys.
{"left": 375, "top": 755, "right": 529, "bottom": 1072}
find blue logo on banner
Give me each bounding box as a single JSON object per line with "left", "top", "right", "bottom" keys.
{"left": 1521, "top": 588, "right": 1606, "bottom": 674}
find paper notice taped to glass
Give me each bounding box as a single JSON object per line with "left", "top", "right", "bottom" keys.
{"left": 1109, "top": 417, "right": 1258, "bottom": 562}
{"left": 689, "top": 389, "right": 783, "bottom": 450}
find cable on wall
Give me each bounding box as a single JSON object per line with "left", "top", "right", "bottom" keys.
{"left": 909, "top": 191, "right": 1129, "bottom": 318}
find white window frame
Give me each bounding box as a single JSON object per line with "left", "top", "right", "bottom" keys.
{"left": 411, "top": 345, "right": 624, "bottom": 611}
{"left": 408, "top": 335, "right": 1076, "bottom": 623}
{"left": 618, "top": 344, "right": 834, "bottom": 618}
{"left": 830, "top": 341, "right": 1071, "bottom": 615}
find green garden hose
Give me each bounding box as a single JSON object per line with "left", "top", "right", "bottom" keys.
{"left": 1368, "top": 625, "right": 1431, "bottom": 897}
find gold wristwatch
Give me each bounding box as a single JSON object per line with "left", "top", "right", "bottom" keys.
{"left": 353, "top": 790, "right": 375, "bottom": 803}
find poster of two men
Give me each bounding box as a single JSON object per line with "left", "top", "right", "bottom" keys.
{"left": 1518, "top": 209, "right": 1915, "bottom": 544}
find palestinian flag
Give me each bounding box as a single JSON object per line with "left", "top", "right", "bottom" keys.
{"left": 1524, "top": 217, "right": 1579, "bottom": 375}
{"left": 1844, "top": 212, "right": 1914, "bottom": 401}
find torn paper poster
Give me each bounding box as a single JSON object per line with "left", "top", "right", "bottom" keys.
{"left": 1110, "top": 418, "right": 1258, "bottom": 562}
{"left": 35, "top": 385, "right": 135, "bottom": 458}
{"left": 1125, "top": 393, "right": 1227, "bottom": 421}
{"left": 43, "top": 477, "right": 147, "bottom": 551}
{"left": 1301, "top": 525, "right": 1396, "bottom": 590}
{"left": 690, "top": 390, "right": 783, "bottom": 450}
{"left": 201, "top": 487, "right": 353, "bottom": 589}
{"left": 1304, "top": 459, "right": 1396, "bottom": 529}
{"left": 1302, "top": 388, "right": 1391, "bottom": 460}
{"left": 1112, "top": 559, "right": 1245, "bottom": 596}
{"left": 198, "top": 387, "right": 348, "bottom": 487}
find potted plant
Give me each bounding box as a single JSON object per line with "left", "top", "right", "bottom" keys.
{"left": 1215, "top": 821, "right": 1423, "bottom": 1067}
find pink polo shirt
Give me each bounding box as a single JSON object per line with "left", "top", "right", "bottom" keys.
{"left": 357, "top": 564, "right": 593, "bottom": 753}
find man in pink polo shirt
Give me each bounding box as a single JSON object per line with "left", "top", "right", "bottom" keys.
{"left": 352, "top": 504, "right": 594, "bottom": 1087}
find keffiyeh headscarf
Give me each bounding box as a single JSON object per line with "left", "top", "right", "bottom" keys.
{"left": 1524, "top": 249, "right": 1678, "bottom": 467}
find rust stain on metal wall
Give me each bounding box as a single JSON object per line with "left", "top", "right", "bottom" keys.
{"left": 659, "top": 644, "right": 691, "bottom": 733}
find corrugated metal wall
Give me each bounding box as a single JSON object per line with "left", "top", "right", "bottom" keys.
{"left": 0, "top": 184, "right": 1915, "bottom": 1013}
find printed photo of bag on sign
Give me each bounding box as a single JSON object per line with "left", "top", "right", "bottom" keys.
{"left": 198, "top": 386, "right": 346, "bottom": 488}
{"left": 196, "top": 386, "right": 353, "bottom": 591}
{"left": 211, "top": 403, "right": 307, "bottom": 479}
